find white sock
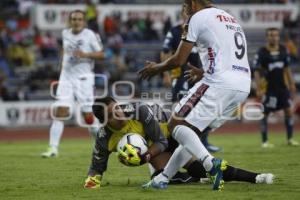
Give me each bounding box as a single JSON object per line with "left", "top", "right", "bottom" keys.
{"left": 162, "top": 145, "right": 193, "bottom": 180}
{"left": 148, "top": 164, "right": 156, "bottom": 177}
{"left": 88, "top": 126, "right": 99, "bottom": 139}
{"left": 49, "top": 120, "right": 64, "bottom": 150}
{"left": 172, "top": 125, "right": 214, "bottom": 171}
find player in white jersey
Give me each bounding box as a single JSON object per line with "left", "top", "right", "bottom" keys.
{"left": 138, "top": 0, "right": 251, "bottom": 191}
{"left": 42, "top": 10, "right": 105, "bottom": 158}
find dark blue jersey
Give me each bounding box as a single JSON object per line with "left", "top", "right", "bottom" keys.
{"left": 253, "top": 45, "right": 290, "bottom": 92}
{"left": 162, "top": 24, "right": 202, "bottom": 101}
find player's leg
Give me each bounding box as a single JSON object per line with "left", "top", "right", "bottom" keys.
{"left": 144, "top": 83, "right": 228, "bottom": 190}
{"left": 42, "top": 77, "right": 74, "bottom": 158}
{"left": 201, "top": 127, "right": 222, "bottom": 153}
{"left": 82, "top": 111, "right": 98, "bottom": 138}
{"left": 76, "top": 73, "right": 98, "bottom": 138}
{"left": 150, "top": 151, "right": 200, "bottom": 184}
{"left": 261, "top": 113, "right": 272, "bottom": 147}
{"left": 186, "top": 160, "right": 274, "bottom": 184}
{"left": 261, "top": 94, "right": 274, "bottom": 148}
{"left": 283, "top": 107, "right": 298, "bottom": 146}
{"left": 149, "top": 136, "right": 196, "bottom": 184}
{"left": 41, "top": 106, "right": 71, "bottom": 158}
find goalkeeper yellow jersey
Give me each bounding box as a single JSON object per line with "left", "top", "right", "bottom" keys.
{"left": 88, "top": 102, "right": 170, "bottom": 175}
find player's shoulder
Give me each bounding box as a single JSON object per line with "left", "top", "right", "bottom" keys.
{"left": 279, "top": 44, "right": 288, "bottom": 54}
{"left": 62, "top": 28, "right": 71, "bottom": 36}
{"left": 83, "top": 28, "right": 94, "bottom": 34}
{"left": 193, "top": 7, "right": 221, "bottom": 18}
{"left": 257, "top": 46, "right": 268, "bottom": 55}
{"left": 189, "top": 7, "right": 220, "bottom": 25}
{"left": 83, "top": 28, "right": 102, "bottom": 40}
{"left": 82, "top": 28, "right": 97, "bottom": 37}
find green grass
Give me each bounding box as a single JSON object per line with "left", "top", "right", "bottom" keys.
{"left": 0, "top": 132, "right": 300, "bottom": 200}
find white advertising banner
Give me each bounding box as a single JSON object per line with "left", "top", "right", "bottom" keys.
{"left": 0, "top": 101, "right": 54, "bottom": 127}
{"left": 34, "top": 4, "right": 299, "bottom": 30}
{"left": 222, "top": 4, "right": 299, "bottom": 29}
{"left": 34, "top": 4, "right": 181, "bottom": 30}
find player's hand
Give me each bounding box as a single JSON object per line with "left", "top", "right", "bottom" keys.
{"left": 117, "top": 144, "right": 141, "bottom": 166}
{"left": 74, "top": 50, "right": 87, "bottom": 58}
{"left": 184, "top": 63, "right": 204, "bottom": 84}
{"left": 84, "top": 174, "right": 102, "bottom": 189}
{"left": 138, "top": 61, "right": 161, "bottom": 80}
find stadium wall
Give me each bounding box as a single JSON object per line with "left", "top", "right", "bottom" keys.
{"left": 33, "top": 4, "right": 299, "bottom": 30}
{"left": 1, "top": 99, "right": 299, "bottom": 128}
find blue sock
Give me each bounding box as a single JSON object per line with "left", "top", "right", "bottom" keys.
{"left": 261, "top": 116, "right": 268, "bottom": 143}
{"left": 201, "top": 127, "right": 211, "bottom": 146}
{"left": 285, "top": 117, "right": 294, "bottom": 140}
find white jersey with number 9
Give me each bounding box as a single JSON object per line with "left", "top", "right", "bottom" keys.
{"left": 185, "top": 7, "right": 251, "bottom": 93}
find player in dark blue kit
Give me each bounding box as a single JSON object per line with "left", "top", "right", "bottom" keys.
{"left": 254, "top": 27, "right": 298, "bottom": 148}
{"left": 160, "top": 5, "right": 221, "bottom": 152}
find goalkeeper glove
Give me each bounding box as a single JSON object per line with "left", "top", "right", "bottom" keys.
{"left": 118, "top": 144, "right": 151, "bottom": 166}
{"left": 84, "top": 174, "right": 102, "bottom": 189}
{"left": 118, "top": 144, "right": 141, "bottom": 166}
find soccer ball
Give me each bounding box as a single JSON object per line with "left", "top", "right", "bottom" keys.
{"left": 117, "top": 133, "right": 148, "bottom": 156}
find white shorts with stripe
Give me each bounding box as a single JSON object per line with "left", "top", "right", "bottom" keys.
{"left": 53, "top": 72, "right": 95, "bottom": 113}
{"left": 174, "top": 80, "right": 249, "bottom": 132}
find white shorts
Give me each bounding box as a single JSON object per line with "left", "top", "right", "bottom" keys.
{"left": 174, "top": 81, "right": 249, "bottom": 132}
{"left": 53, "top": 73, "right": 95, "bottom": 113}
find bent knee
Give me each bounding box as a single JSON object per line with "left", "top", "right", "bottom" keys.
{"left": 54, "top": 106, "right": 70, "bottom": 119}
{"left": 83, "top": 112, "right": 94, "bottom": 125}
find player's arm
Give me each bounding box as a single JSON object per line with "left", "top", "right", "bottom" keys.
{"left": 253, "top": 51, "right": 264, "bottom": 99}
{"left": 85, "top": 128, "right": 111, "bottom": 189}
{"left": 139, "top": 40, "right": 194, "bottom": 80}
{"left": 283, "top": 48, "right": 297, "bottom": 97}
{"left": 284, "top": 67, "right": 297, "bottom": 97}
{"left": 254, "top": 69, "right": 264, "bottom": 99}
{"left": 139, "top": 14, "right": 201, "bottom": 80}
{"left": 73, "top": 50, "right": 105, "bottom": 60}
{"left": 139, "top": 104, "right": 168, "bottom": 164}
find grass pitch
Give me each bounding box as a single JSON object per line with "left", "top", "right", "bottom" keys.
{"left": 0, "top": 132, "right": 300, "bottom": 200}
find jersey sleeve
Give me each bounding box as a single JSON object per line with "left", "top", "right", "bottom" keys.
{"left": 162, "top": 30, "right": 174, "bottom": 53}
{"left": 90, "top": 32, "right": 103, "bottom": 52}
{"left": 138, "top": 104, "right": 168, "bottom": 152}
{"left": 88, "top": 127, "right": 111, "bottom": 175}
{"left": 185, "top": 13, "right": 206, "bottom": 43}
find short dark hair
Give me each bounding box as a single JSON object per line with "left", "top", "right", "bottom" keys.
{"left": 197, "top": 0, "right": 212, "bottom": 5}
{"left": 92, "top": 96, "right": 116, "bottom": 123}
{"left": 184, "top": 0, "right": 212, "bottom": 8}
{"left": 266, "top": 27, "right": 280, "bottom": 35}
{"left": 69, "top": 10, "right": 86, "bottom": 21}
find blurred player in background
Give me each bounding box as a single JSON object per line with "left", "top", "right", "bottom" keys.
{"left": 139, "top": 0, "right": 251, "bottom": 191}
{"left": 41, "top": 10, "right": 105, "bottom": 158}
{"left": 161, "top": 4, "right": 221, "bottom": 153}
{"left": 254, "top": 27, "right": 298, "bottom": 148}
{"left": 84, "top": 97, "right": 274, "bottom": 189}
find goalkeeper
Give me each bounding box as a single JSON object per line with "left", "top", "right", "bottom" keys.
{"left": 84, "top": 97, "right": 274, "bottom": 189}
